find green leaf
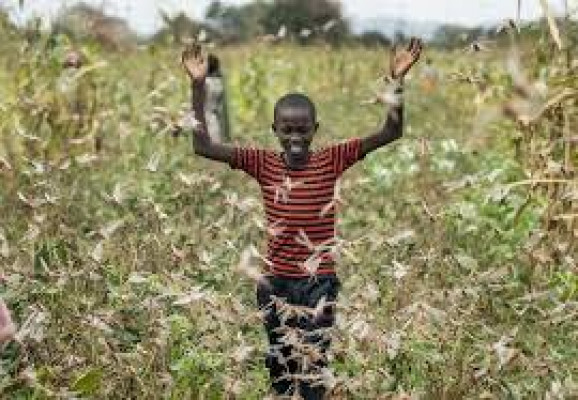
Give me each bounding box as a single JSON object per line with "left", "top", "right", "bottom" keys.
{"left": 72, "top": 368, "right": 103, "bottom": 396}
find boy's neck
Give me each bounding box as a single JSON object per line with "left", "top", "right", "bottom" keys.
{"left": 282, "top": 151, "right": 310, "bottom": 170}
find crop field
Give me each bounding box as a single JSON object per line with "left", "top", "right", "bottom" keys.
{"left": 0, "top": 12, "right": 577, "bottom": 400}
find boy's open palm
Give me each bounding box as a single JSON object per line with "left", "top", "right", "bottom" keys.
{"left": 390, "top": 37, "right": 423, "bottom": 79}
{"left": 182, "top": 44, "right": 208, "bottom": 81}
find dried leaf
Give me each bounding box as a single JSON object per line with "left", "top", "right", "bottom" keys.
{"left": 0, "top": 299, "right": 16, "bottom": 343}
{"left": 98, "top": 219, "right": 124, "bottom": 239}
{"left": 91, "top": 242, "right": 104, "bottom": 262}
{"left": 232, "top": 344, "right": 254, "bottom": 363}
{"left": 386, "top": 229, "right": 416, "bottom": 246}
{"left": 539, "top": 0, "right": 563, "bottom": 50}
{"left": 173, "top": 286, "right": 207, "bottom": 306}
{"left": 0, "top": 230, "right": 10, "bottom": 258}
{"left": 146, "top": 152, "right": 161, "bottom": 172}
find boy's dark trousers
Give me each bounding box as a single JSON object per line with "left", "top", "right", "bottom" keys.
{"left": 257, "top": 274, "right": 340, "bottom": 400}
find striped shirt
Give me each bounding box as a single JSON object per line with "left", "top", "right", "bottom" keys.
{"left": 229, "top": 138, "right": 364, "bottom": 277}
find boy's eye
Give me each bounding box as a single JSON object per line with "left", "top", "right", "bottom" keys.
{"left": 280, "top": 126, "right": 310, "bottom": 135}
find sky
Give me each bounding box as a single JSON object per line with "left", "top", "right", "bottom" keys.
{"left": 2, "top": 0, "right": 571, "bottom": 36}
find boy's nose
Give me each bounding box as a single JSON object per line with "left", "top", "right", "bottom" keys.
{"left": 289, "top": 132, "right": 306, "bottom": 140}
{"left": 289, "top": 138, "right": 305, "bottom": 146}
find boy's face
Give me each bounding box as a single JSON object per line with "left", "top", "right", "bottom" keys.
{"left": 64, "top": 53, "right": 82, "bottom": 69}
{"left": 273, "top": 105, "right": 318, "bottom": 166}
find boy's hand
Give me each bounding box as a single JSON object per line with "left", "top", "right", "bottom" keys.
{"left": 389, "top": 37, "right": 423, "bottom": 80}
{"left": 181, "top": 43, "right": 208, "bottom": 81}
{"left": 0, "top": 299, "right": 16, "bottom": 344}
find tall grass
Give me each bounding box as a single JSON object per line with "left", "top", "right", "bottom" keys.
{"left": 1, "top": 24, "right": 577, "bottom": 399}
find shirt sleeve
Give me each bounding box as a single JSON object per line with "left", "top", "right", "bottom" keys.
{"left": 328, "top": 137, "right": 365, "bottom": 176}
{"left": 228, "top": 147, "right": 267, "bottom": 182}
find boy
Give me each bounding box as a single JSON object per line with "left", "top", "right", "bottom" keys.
{"left": 182, "top": 39, "right": 422, "bottom": 399}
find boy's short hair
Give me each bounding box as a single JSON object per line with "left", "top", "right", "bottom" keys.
{"left": 274, "top": 93, "right": 316, "bottom": 121}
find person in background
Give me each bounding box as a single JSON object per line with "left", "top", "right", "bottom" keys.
{"left": 192, "top": 53, "right": 231, "bottom": 143}
{"left": 57, "top": 49, "right": 102, "bottom": 153}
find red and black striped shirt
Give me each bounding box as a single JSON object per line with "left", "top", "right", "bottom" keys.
{"left": 229, "top": 138, "right": 364, "bottom": 277}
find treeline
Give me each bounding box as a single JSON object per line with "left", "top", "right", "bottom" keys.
{"left": 2, "top": 0, "right": 577, "bottom": 50}
{"left": 52, "top": 0, "right": 379, "bottom": 47}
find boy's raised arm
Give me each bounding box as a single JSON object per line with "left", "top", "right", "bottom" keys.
{"left": 360, "top": 38, "right": 423, "bottom": 158}
{"left": 182, "top": 45, "right": 235, "bottom": 164}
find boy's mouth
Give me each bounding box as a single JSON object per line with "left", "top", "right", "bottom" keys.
{"left": 289, "top": 143, "right": 304, "bottom": 155}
